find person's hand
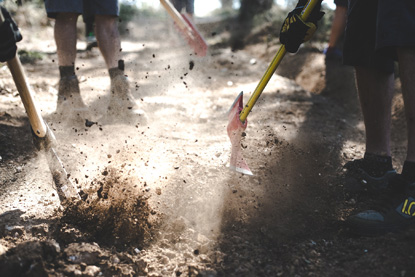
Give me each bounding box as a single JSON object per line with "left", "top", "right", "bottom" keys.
{"left": 279, "top": 0, "right": 324, "bottom": 53}
{"left": 0, "top": 7, "right": 23, "bottom": 62}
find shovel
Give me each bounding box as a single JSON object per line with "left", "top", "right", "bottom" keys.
{"left": 1, "top": 10, "right": 80, "bottom": 202}
{"left": 227, "top": 0, "right": 322, "bottom": 175}
{"left": 160, "top": 0, "right": 208, "bottom": 57}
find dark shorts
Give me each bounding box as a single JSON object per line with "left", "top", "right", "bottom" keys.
{"left": 172, "top": 0, "right": 194, "bottom": 14}
{"left": 343, "top": 0, "right": 415, "bottom": 73}
{"left": 45, "top": 0, "right": 119, "bottom": 21}
{"left": 334, "top": 0, "right": 347, "bottom": 8}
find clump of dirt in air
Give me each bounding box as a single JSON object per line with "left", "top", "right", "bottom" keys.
{"left": 60, "top": 167, "right": 154, "bottom": 250}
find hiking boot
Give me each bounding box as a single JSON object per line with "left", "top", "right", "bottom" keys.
{"left": 56, "top": 76, "right": 89, "bottom": 117}
{"left": 107, "top": 71, "right": 147, "bottom": 124}
{"left": 343, "top": 154, "right": 397, "bottom": 194}
{"left": 346, "top": 174, "right": 415, "bottom": 236}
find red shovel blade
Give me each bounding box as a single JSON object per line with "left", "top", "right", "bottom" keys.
{"left": 227, "top": 92, "right": 253, "bottom": 175}
{"left": 181, "top": 14, "right": 208, "bottom": 57}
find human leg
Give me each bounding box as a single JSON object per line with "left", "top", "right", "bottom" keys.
{"left": 53, "top": 13, "right": 88, "bottom": 115}
{"left": 346, "top": 66, "right": 415, "bottom": 236}
{"left": 397, "top": 47, "right": 415, "bottom": 163}
{"left": 355, "top": 66, "right": 394, "bottom": 157}
{"left": 345, "top": 1, "right": 415, "bottom": 236}
{"left": 94, "top": 14, "right": 145, "bottom": 119}
{"left": 94, "top": 14, "right": 120, "bottom": 69}
{"left": 54, "top": 13, "right": 78, "bottom": 67}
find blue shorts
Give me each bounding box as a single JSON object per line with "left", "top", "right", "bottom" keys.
{"left": 343, "top": 0, "right": 415, "bottom": 73}
{"left": 45, "top": 0, "right": 119, "bottom": 20}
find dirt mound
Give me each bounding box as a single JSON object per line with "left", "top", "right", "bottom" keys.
{"left": 0, "top": 241, "right": 60, "bottom": 276}
{"left": 60, "top": 167, "right": 154, "bottom": 250}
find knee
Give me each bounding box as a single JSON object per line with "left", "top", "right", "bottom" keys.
{"left": 55, "top": 13, "right": 79, "bottom": 24}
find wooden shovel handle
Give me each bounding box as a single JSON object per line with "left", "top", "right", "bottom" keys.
{"left": 0, "top": 8, "right": 47, "bottom": 137}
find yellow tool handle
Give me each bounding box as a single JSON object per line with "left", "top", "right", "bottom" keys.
{"left": 239, "top": 0, "right": 321, "bottom": 122}
{"left": 0, "top": 8, "right": 47, "bottom": 137}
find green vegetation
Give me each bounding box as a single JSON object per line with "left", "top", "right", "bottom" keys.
{"left": 17, "top": 50, "right": 43, "bottom": 64}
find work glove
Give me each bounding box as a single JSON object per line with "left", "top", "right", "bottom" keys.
{"left": 280, "top": 0, "right": 324, "bottom": 53}
{"left": 0, "top": 6, "right": 22, "bottom": 62}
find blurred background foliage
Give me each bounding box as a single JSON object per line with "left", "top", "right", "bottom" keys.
{"left": 0, "top": 0, "right": 334, "bottom": 48}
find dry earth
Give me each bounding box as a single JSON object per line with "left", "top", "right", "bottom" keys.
{"left": 0, "top": 12, "right": 414, "bottom": 277}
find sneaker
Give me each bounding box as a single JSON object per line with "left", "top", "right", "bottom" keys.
{"left": 343, "top": 158, "right": 397, "bottom": 194}
{"left": 56, "top": 76, "right": 88, "bottom": 117}
{"left": 346, "top": 174, "right": 415, "bottom": 236}
{"left": 107, "top": 74, "right": 147, "bottom": 124}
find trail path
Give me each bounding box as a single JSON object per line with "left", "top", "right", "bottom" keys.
{"left": 0, "top": 16, "right": 414, "bottom": 276}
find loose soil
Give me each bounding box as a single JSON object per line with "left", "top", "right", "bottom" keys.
{"left": 0, "top": 13, "right": 414, "bottom": 277}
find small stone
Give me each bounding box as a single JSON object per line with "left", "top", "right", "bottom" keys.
{"left": 84, "top": 265, "right": 101, "bottom": 277}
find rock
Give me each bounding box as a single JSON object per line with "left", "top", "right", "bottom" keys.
{"left": 84, "top": 265, "right": 101, "bottom": 276}
{"left": 64, "top": 243, "right": 103, "bottom": 265}
{"left": 0, "top": 241, "right": 60, "bottom": 277}
{"left": 0, "top": 244, "right": 7, "bottom": 255}
{"left": 110, "top": 255, "right": 120, "bottom": 264}
{"left": 5, "top": 225, "right": 24, "bottom": 237}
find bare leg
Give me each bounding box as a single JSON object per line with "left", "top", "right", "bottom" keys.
{"left": 328, "top": 6, "right": 347, "bottom": 48}
{"left": 54, "top": 13, "right": 79, "bottom": 66}
{"left": 355, "top": 66, "right": 395, "bottom": 156}
{"left": 94, "top": 15, "right": 121, "bottom": 69}
{"left": 397, "top": 47, "right": 415, "bottom": 162}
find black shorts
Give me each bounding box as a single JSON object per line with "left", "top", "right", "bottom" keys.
{"left": 172, "top": 0, "right": 194, "bottom": 14}
{"left": 343, "top": 0, "right": 415, "bottom": 73}
{"left": 45, "top": 0, "right": 119, "bottom": 22}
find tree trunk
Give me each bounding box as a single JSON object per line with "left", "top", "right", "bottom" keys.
{"left": 230, "top": 0, "right": 273, "bottom": 50}
{"left": 239, "top": 0, "right": 273, "bottom": 21}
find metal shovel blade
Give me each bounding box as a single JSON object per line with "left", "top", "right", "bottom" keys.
{"left": 227, "top": 92, "right": 253, "bottom": 175}
{"left": 32, "top": 125, "right": 81, "bottom": 202}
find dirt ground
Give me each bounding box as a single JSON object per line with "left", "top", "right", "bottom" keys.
{"left": 1, "top": 12, "right": 415, "bottom": 277}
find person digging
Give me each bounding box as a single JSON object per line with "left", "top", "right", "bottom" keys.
{"left": 44, "top": 0, "right": 146, "bottom": 123}
{"left": 280, "top": 0, "right": 415, "bottom": 236}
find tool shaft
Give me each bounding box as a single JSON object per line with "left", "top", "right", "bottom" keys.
{"left": 239, "top": 0, "right": 321, "bottom": 122}
{"left": 0, "top": 8, "right": 47, "bottom": 137}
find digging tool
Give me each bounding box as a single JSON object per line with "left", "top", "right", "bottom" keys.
{"left": 227, "top": 0, "right": 322, "bottom": 175}
{"left": 0, "top": 9, "right": 80, "bottom": 202}
{"left": 160, "top": 0, "right": 208, "bottom": 57}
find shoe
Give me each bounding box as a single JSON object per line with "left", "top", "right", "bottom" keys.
{"left": 55, "top": 76, "right": 89, "bottom": 117}
{"left": 346, "top": 174, "right": 415, "bottom": 236}
{"left": 107, "top": 74, "right": 147, "bottom": 124}
{"left": 343, "top": 157, "right": 397, "bottom": 194}
{"left": 324, "top": 46, "right": 342, "bottom": 61}
{"left": 86, "top": 35, "right": 98, "bottom": 51}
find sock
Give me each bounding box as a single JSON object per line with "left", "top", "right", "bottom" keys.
{"left": 363, "top": 152, "right": 393, "bottom": 177}
{"left": 401, "top": 161, "right": 415, "bottom": 182}
{"left": 109, "top": 60, "right": 125, "bottom": 79}
{"left": 59, "top": 65, "right": 76, "bottom": 79}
